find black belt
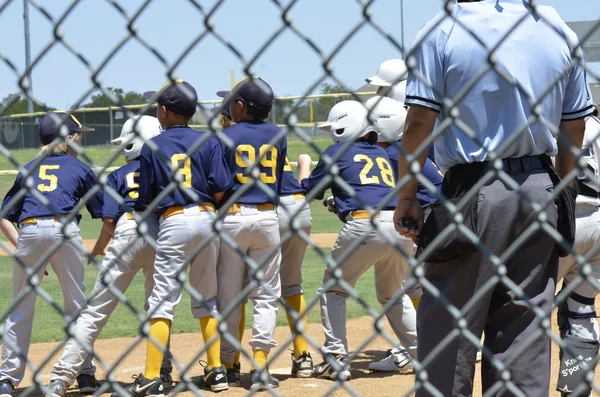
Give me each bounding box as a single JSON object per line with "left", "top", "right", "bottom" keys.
{"left": 578, "top": 182, "right": 600, "bottom": 198}
{"left": 478, "top": 156, "right": 546, "bottom": 175}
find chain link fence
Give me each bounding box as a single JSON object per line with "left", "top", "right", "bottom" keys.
{"left": 0, "top": 1, "right": 600, "bottom": 396}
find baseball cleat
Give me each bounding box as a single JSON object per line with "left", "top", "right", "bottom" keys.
{"left": 369, "top": 348, "right": 414, "bottom": 373}
{"left": 250, "top": 368, "right": 279, "bottom": 391}
{"left": 111, "top": 374, "right": 164, "bottom": 397}
{"left": 313, "top": 354, "right": 352, "bottom": 381}
{"left": 0, "top": 380, "right": 14, "bottom": 397}
{"left": 291, "top": 351, "right": 314, "bottom": 378}
{"left": 227, "top": 363, "right": 241, "bottom": 387}
{"left": 159, "top": 367, "right": 172, "bottom": 389}
{"left": 77, "top": 374, "right": 100, "bottom": 393}
{"left": 196, "top": 365, "right": 229, "bottom": 392}
{"left": 44, "top": 380, "right": 68, "bottom": 397}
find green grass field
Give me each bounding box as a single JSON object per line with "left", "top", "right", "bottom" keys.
{"left": 0, "top": 249, "right": 379, "bottom": 344}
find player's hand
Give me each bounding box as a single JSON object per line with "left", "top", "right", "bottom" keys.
{"left": 394, "top": 197, "right": 424, "bottom": 240}
{"left": 322, "top": 196, "right": 338, "bottom": 214}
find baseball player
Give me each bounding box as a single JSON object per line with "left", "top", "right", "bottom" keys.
{"left": 214, "top": 87, "right": 314, "bottom": 385}
{"left": 0, "top": 112, "right": 103, "bottom": 397}
{"left": 297, "top": 100, "right": 417, "bottom": 382}
{"left": 555, "top": 105, "right": 600, "bottom": 396}
{"left": 214, "top": 76, "right": 286, "bottom": 391}
{"left": 43, "top": 116, "right": 176, "bottom": 397}
{"left": 115, "top": 80, "right": 234, "bottom": 397}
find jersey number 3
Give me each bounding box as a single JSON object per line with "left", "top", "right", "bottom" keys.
{"left": 37, "top": 165, "right": 60, "bottom": 192}
{"left": 353, "top": 155, "right": 394, "bottom": 187}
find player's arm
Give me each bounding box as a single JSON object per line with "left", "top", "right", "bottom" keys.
{"left": 138, "top": 144, "right": 155, "bottom": 208}
{"left": 556, "top": 118, "right": 586, "bottom": 179}
{"left": 89, "top": 172, "right": 119, "bottom": 263}
{"left": 82, "top": 170, "right": 104, "bottom": 219}
{"left": 207, "top": 137, "right": 235, "bottom": 204}
{"left": 0, "top": 219, "right": 18, "bottom": 248}
{"left": 89, "top": 219, "right": 114, "bottom": 264}
{"left": 298, "top": 153, "right": 331, "bottom": 200}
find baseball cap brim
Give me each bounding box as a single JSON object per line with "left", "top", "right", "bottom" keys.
{"left": 216, "top": 90, "right": 230, "bottom": 98}
{"left": 78, "top": 125, "right": 95, "bottom": 133}
{"left": 365, "top": 76, "right": 391, "bottom": 87}
{"left": 317, "top": 121, "right": 342, "bottom": 132}
{"left": 143, "top": 91, "right": 157, "bottom": 101}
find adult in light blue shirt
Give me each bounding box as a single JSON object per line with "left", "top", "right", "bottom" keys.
{"left": 393, "top": 1, "right": 593, "bottom": 396}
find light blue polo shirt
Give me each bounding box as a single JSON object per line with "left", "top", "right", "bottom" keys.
{"left": 405, "top": 0, "right": 594, "bottom": 172}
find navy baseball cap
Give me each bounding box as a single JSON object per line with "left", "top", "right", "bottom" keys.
{"left": 217, "top": 76, "right": 274, "bottom": 114}
{"left": 214, "top": 91, "right": 232, "bottom": 119}
{"left": 144, "top": 79, "right": 198, "bottom": 117}
{"left": 38, "top": 111, "right": 95, "bottom": 145}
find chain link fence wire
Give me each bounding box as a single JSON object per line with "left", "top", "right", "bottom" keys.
{"left": 0, "top": 0, "right": 599, "bottom": 396}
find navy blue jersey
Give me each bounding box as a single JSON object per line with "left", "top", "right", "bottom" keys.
{"left": 103, "top": 160, "right": 146, "bottom": 221}
{"left": 386, "top": 141, "right": 443, "bottom": 209}
{"left": 301, "top": 141, "right": 396, "bottom": 223}
{"left": 139, "top": 126, "right": 234, "bottom": 217}
{"left": 1, "top": 153, "right": 103, "bottom": 224}
{"left": 279, "top": 156, "right": 304, "bottom": 196}
{"left": 221, "top": 121, "right": 287, "bottom": 204}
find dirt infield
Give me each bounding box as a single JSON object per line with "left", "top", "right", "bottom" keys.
{"left": 0, "top": 234, "right": 340, "bottom": 257}
{"left": 15, "top": 315, "right": 597, "bottom": 397}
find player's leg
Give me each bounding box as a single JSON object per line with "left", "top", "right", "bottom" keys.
{"left": 187, "top": 211, "right": 228, "bottom": 392}
{"left": 314, "top": 219, "right": 384, "bottom": 381}
{"left": 47, "top": 221, "right": 99, "bottom": 393}
{"left": 369, "top": 222, "right": 417, "bottom": 373}
{"left": 216, "top": 215, "right": 249, "bottom": 377}
{"left": 277, "top": 197, "right": 313, "bottom": 377}
{"left": 246, "top": 211, "right": 282, "bottom": 390}
{"left": 0, "top": 223, "right": 51, "bottom": 390}
{"left": 555, "top": 204, "right": 600, "bottom": 396}
{"left": 226, "top": 269, "right": 248, "bottom": 387}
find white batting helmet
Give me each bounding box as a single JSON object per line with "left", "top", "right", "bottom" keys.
{"left": 365, "top": 96, "right": 407, "bottom": 143}
{"left": 389, "top": 80, "right": 407, "bottom": 102}
{"left": 111, "top": 115, "right": 162, "bottom": 160}
{"left": 318, "top": 100, "right": 377, "bottom": 144}
{"left": 365, "top": 59, "right": 408, "bottom": 87}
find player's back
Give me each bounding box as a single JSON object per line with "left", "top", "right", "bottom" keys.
{"left": 139, "top": 126, "right": 233, "bottom": 217}
{"left": 13, "top": 154, "right": 101, "bottom": 223}
{"left": 221, "top": 120, "right": 286, "bottom": 204}
{"left": 103, "top": 160, "right": 145, "bottom": 221}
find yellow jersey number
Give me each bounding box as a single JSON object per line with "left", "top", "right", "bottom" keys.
{"left": 235, "top": 144, "right": 278, "bottom": 184}
{"left": 353, "top": 154, "right": 395, "bottom": 187}
{"left": 126, "top": 172, "right": 140, "bottom": 199}
{"left": 37, "top": 165, "right": 60, "bottom": 192}
{"left": 171, "top": 154, "right": 192, "bottom": 188}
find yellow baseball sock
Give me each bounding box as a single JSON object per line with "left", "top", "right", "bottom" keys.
{"left": 233, "top": 303, "right": 246, "bottom": 366}
{"left": 285, "top": 294, "right": 309, "bottom": 358}
{"left": 200, "top": 316, "right": 221, "bottom": 370}
{"left": 144, "top": 319, "right": 170, "bottom": 380}
{"left": 411, "top": 296, "right": 421, "bottom": 310}
{"left": 252, "top": 349, "right": 268, "bottom": 371}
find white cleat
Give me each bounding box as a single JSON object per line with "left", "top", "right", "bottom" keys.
{"left": 369, "top": 348, "right": 414, "bottom": 373}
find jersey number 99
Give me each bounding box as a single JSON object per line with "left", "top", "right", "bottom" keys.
{"left": 235, "top": 144, "right": 278, "bottom": 184}
{"left": 353, "top": 155, "right": 394, "bottom": 187}
{"left": 37, "top": 165, "right": 60, "bottom": 192}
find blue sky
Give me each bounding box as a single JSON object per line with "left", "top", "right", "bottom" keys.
{"left": 0, "top": 0, "right": 599, "bottom": 110}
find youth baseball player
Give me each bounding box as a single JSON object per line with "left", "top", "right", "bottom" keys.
{"left": 297, "top": 100, "right": 417, "bottom": 382}
{"left": 555, "top": 106, "right": 600, "bottom": 396}
{"left": 365, "top": 59, "right": 408, "bottom": 100}
{"left": 0, "top": 112, "right": 103, "bottom": 397}
{"left": 215, "top": 76, "right": 285, "bottom": 391}
{"left": 115, "top": 80, "right": 234, "bottom": 397}
{"left": 43, "top": 116, "right": 174, "bottom": 397}
{"left": 214, "top": 88, "right": 314, "bottom": 385}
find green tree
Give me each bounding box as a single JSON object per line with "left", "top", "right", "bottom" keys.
{"left": 313, "top": 83, "right": 348, "bottom": 122}
{"left": 83, "top": 87, "right": 146, "bottom": 108}
{"left": 0, "top": 93, "right": 55, "bottom": 116}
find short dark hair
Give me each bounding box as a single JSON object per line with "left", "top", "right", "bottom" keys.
{"left": 247, "top": 106, "right": 269, "bottom": 121}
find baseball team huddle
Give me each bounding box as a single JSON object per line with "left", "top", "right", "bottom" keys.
{"left": 1, "top": 3, "right": 600, "bottom": 397}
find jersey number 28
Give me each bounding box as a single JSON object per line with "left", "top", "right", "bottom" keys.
{"left": 353, "top": 155, "right": 394, "bottom": 187}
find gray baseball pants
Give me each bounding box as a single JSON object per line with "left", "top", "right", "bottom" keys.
{"left": 416, "top": 168, "right": 558, "bottom": 397}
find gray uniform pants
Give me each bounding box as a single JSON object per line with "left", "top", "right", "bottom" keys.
{"left": 416, "top": 170, "right": 558, "bottom": 397}
{"left": 319, "top": 212, "right": 417, "bottom": 357}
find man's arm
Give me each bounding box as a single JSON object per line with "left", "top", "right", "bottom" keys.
{"left": 0, "top": 219, "right": 19, "bottom": 248}
{"left": 89, "top": 218, "right": 115, "bottom": 264}
{"left": 555, "top": 118, "right": 586, "bottom": 180}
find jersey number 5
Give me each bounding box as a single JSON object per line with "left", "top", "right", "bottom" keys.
{"left": 235, "top": 144, "right": 278, "bottom": 184}
{"left": 126, "top": 172, "right": 140, "bottom": 199}
{"left": 353, "top": 155, "right": 394, "bottom": 187}
{"left": 171, "top": 154, "right": 192, "bottom": 188}
{"left": 37, "top": 165, "right": 60, "bottom": 192}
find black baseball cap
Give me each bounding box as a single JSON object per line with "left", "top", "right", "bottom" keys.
{"left": 38, "top": 111, "right": 95, "bottom": 145}
{"left": 217, "top": 76, "right": 274, "bottom": 114}
{"left": 144, "top": 79, "right": 198, "bottom": 117}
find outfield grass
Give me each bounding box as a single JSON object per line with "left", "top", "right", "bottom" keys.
{"left": 0, "top": 248, "right": 377, "bottom": 344}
